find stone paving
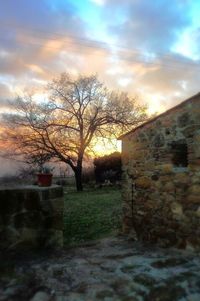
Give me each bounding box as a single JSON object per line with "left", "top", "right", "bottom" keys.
{"left": 1, "top": 236, "right": 200, "bottom": 301}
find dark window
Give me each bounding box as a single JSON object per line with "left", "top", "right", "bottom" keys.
{"left": 171, "top": 143, "right": 188, "bottom": 167}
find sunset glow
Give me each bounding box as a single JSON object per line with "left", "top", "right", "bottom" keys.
{"left": 1, "top": 1, "right": 200, "bottom": 175}
{"left": 92, "top": 138, "right": 121, "bottom": 157}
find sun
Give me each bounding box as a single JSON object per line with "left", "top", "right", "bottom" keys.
{"left": 92, "top": 137, "right": 121, "bottom": 156}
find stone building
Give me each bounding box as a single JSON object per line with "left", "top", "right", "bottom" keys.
{"left": 120, "top": 93, "right": 200, "bottom": 249}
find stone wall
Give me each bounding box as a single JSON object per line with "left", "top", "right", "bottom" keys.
{"left": 122, "top": 94, "right": 200, "bottom": 249}
{"left": 0, "top": 185, "right": 64, "bottom": 250}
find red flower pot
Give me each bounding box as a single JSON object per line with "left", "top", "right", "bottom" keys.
{"left": 37, "top": 173, "right": 53, "bottom": 187}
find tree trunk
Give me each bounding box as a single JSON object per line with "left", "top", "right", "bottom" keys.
{"left": 74, "top": 167, "right": 83, "bottom": 191}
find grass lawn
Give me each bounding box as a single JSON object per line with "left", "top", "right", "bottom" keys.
{"left": 63, "top": 186, "right": 122, "bottom": 246}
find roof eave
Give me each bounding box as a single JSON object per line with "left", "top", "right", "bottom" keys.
{"left": 118, "top": 92, "right": 200, "bottom": 140}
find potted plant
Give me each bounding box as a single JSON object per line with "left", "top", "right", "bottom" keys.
{"left": 37, "top": 166, "right": 53, "bottom": 187}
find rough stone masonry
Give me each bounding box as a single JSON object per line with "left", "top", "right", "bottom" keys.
{"left": 120, "top": 92, "right": 200, "bottom": 249}
{"left": 0, "top": 185, "right": 64, "bottom": 250}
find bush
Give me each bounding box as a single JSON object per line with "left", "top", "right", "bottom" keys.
{"left": 93, "top": 152, "right": 122, "bottom": 184}
{"left": 82, "top": 167, "right": 95, "bottom": 184}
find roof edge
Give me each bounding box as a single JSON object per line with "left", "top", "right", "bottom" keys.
{"left": 118, "top": 92, "right": 200, "bottom": 140}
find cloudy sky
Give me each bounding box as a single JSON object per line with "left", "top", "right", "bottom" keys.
{"left": 0, "top": 0, "right": 200, "bottom": 115}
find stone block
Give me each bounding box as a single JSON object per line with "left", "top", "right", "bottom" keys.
{"left": 174, "top": 173, "right": 189, "bottom": 184}
{"left": 177, "top": 112, "right": 190, "bottom": 127}
{"left": 188, "top": 164, "right": 200, "bottom": 172}
{"left": 41, "top": 189, "right": 50, "bottom": 200}
{"left": 153, "top": 133, "right": 165, "bottom": 147}
{"left": 0, "top": 191, "right": 24, "bottom": 215}
{"left": 195, "top": 207, "right": 200, "bottom": 217}
{"left": 14, "top": 211, "right": 43, "bottom": 229}
{"left": 3, "top": 226, "right": 21, "bottom": 248}
{"left": 30, "top": 291, "right": 50, "bottom": 301}
{"left": 44, "top": 214, "right": 63, "bottom": 230}
{"left": 166, "top": 194, "right": 176, "bottom": 203}
{"left": 171, "top": 202, "right": 184, "bottom": 219}
{"left": 135, "top": 177, "right": 152, "bottom": 189}
{"left": 24, "top": 191, "right": 41, "bottom": 210}
{"left": 159, "top": 164, "right": 173, "bottom": 174}
{"left": 188, "top": 185, "right": 200, "bottom": 196}
{"left": 143, "top": 200, "right": 155, "bottom": 210}
{"left": 194, "top": 144, "right": 200, "bottom": 158}
{"left": 132, "top": 150, "right": 145, "bottom": 160}
{"left": 182, "top": 126, "right": 196, "bottom": 138}
{"left": 164, "top": 182, "right": 175, "bottom": 193}
{"left": 19, "top": 227, "right": 38, "bottom": 247}
{"left": 49, "top": 198, "right": 64, "bottom": 212}
{"left": 122, "top": 216, "right": 133, "bottom": 234}
{"left": 187, "top": 195, "right": 200, "bottom": 204}
{"left": 44, "top": 229, "right": 63, "bottom": 248}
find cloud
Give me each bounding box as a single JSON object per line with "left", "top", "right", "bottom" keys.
{"left": 0, "top": 0, "right": 199, "bottom": 116}
{"left": 0, "top": 0, "right": 82, "bottom": 35}
{"left": 0, "top": 0, "right": 88, "bottom": 72}
{"left": 90, "top": 0, "right": 200, "bottom": 113}
{"left": 90, "top": 0, "right": 105, "bottom": 5}
{"left": 0, "top": 0, "right": 93, "bottom": 100}
{"left": 0, "top": 82, "right": 14, "bottom": 110}
{"left": 104, "top": 0, "right": 190, "bottom": 52}
{"left": 0, "top": 1, "right": 113, "bottom": 75}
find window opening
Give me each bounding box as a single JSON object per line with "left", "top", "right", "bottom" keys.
{"left": 171, "top": 143, "right": 188, "bottom": 167}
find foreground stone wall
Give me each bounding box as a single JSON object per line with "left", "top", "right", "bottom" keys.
{"left": 122, "top": 94, "right": 200, "bottom": 249}
{"left": 0, "top": 185, "right": 64, "bottom": 250}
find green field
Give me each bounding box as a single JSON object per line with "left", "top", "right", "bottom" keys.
{"left": 64, "top": 186, "right": 122, "bottom": 246}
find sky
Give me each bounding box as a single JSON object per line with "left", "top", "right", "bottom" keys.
{"left": 1, "top": 0, "right": 200, "bottom": 114}
{"left": 0, "top": 0, "right": 200, "bottom": 174}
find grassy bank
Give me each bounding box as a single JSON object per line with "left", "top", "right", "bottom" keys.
{"left": 64, "top": 186, "right": 122, "bottom": 246}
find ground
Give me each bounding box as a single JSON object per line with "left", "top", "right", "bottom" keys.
{"left": 1, "top": 186, "right": 200, "bottom": 300}
{"left": 63, "top": 186, "right": 122, "bottom": 246}
{"left": 1, "top": 236, "right": 200, "bottom": 301}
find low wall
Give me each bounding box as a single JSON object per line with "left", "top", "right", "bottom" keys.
{"left": 0, "top": 185, "right": 64, "bottom": 250}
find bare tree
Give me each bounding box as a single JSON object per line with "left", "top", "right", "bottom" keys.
{"left": 0, "top": 73, "right": 147, "bottom": 191}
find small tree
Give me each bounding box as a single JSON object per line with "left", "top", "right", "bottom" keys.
{"left": 0, "top": 73, "right": 147, "bottom": 191}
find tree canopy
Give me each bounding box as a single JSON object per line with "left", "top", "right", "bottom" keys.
{"left": 0, "top": 73, "right": 147, "bottom": 190}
